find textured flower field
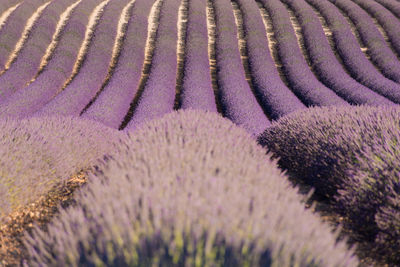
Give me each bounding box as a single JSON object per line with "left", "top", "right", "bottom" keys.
{"left": 0, "top": 0, "right": 399, "bottom": 266}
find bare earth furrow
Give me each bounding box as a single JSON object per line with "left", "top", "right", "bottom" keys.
{"left": 329, "top": 0, "right": 400, "bottom": 83}
{"left": 125, "top": 0, "right": 180, "bottom": 131}
{"left": 172, "top": 0, "right": 188, "bottom": 109}
{"left": 0, "top": 0, "right": 49, "bottom": 72}
{"left": 178, "top": 0, "right": 217, "bottom": 112}
{"left": 0, "top": 0, "right": 106, "bottom": 118}
{"left": 233, "top": 0, "right": 306, "bottom": 120}
{"left": 82, "top": 0, "right": 157, "bottom": 129}
{"left": 258, "top": 0, "right": 348, "bottom": 107}
{"left": 0, "top": 2, "right": 21, "bottom": 32}
{"left": 0, "top": 0, "right": 78, "bottom": 102}
{"left": 208, "top": 0, "right": 271, "bottom": 136}
{"left": 280, "top": 0, "right": 394, "bottom": 106}
{"left": 36, "top": 0, "right": 132, "bottom": 117}
{"left": 306, "top": 0, "right": 400, "bottom": 104}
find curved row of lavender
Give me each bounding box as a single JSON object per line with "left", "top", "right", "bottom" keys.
{"left": 327, "top": 0, "right": 400, "bottom": 83}
{"left": 24, "top": 110, "right": 358, "bottom": 267}
{"left": 0, "top": 0, "right": 49, "bottom": 72}
{"left": 280, "top": 0, "right": 394, "bottom": 106}
{"left": 0, "top": 0, "right": 105, "bottom": 118}
{"left": 258, "top": 106, "right": 400, "bottom": 264}
{"left": 82, "top": 0, "right": 155, "bottom": 129}
{"left": 125, "top": 0, "right": 180, "bottom": 131}
{"left": 211, "top": 0, "right": 270, "bottom": 136}
{"left": 0, "top": 115, "right": 123, "bottom": 222}
{"left": 375, "top": 0, "right": 400, "bottom": 19}
{"left": 258, "top": 0, "right": 347, "bottom": 107}
{"left": 0, "top": 0, "right": 75, "bottom": 101}
{"left": 36, "top": 0, "right": 131, "bottom": 117}
{"left": 179, "top": 0, "right": 217, "bottom": 112}
{"left": 234, "top": 0, "right": 305, "bottom": 120}
{"left": 303, "top": 0, "right": 400, "bottom": 104}
{"left": 351, "top": 0, "right": 400, "bottom": 58}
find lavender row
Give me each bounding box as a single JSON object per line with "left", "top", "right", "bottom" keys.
{"left": 125, "top": 0, "right": 180, "bottom": 131}
{"left": 258, "top": 105, "right": 400, "bottom": 264}
{"left": 179, "top": 0, "right": 217, "bottom": 112}
{"left": 0, "top": 115, "right": 123, "bottom": 222}
{"left": 82, "top": 0, "right": 155, "bottom": 129}
{"left": 351, "top": 0, "right": 400, "bottom": 58}
{"left": 36, "top": 0, "right": 131, "bottom": 117}
{"left": 0, "top": 0, "right": 105, "bottom": 118}
{"left": 328, "top": 0, "right": 400, "bottom": 83}
{"left": 234, "top": 0, "right": 305, "bottom": 120}
{"left": 211, "top": 0, "right": 270, "bottom": 136}
{"left": 259, "top": 0, "right": 348, "bottom": 107}
{"left": 0, "top": 0, "right": 75, "bottom": 102}
{"left": 374, "top": 0, "right": 400, "bottom": 19}
{"left": 25, "top": 110, "right": 358, "bottom": 267}
{"left": 306, "top": 0, "right": 400, "bottom": 104}
{"left": 281, "top": 0, "right": 394, "bottom": 106}
{"left": 0, "top": 0, "right": 48, "bottom": 71}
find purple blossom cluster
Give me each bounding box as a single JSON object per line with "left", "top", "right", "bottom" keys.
{"left": 36, "top": 0, "right": 131, "bottom": 117}
{"left": 125, "top": 0, "right": 181, "bottom": 131}
{"left": 82, "top": 0, "right": 155, "bottom": 129}
{"left": 179, "top": 0, "right": 217, "bottom": 112}
{"left": 280, "top": 0, "right": 394, "bottom": 106}
{"left": 0, "top": 0, "right": 20, "bottom": 15}
{"left": 0, "top": 0, "right": 104, "bottom": 118}
{"left": 0, "top": 115, "right": 123, "bottom": 222}
{"left": 234, "top": 0, "right": 305, "bottom": 120}
{"left": 211, "top": 0, "right": 270, "bottom": 136}
{"left": 259, "top": 0, "right": 348, "bottom": 107}
{"left": 24, "top": 110, "right": 358, "bottom": 267}
{"left": 0, "top": 0, "right": 48, "bottom": 72}
{"left": 304, "top": 0, "right": 400, "bottom": 104}
{"left": 328, "top": 0, "right": 400, "bottom": 83}
{"left": 0, "top": 0, "right": 74, "bottom": 101}
{"left": 258, "top": 105, "right": 400, "bottom": 264}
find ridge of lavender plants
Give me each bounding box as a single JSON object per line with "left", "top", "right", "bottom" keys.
{"left": 24, "top": 110, "right": 358, "bottom": 267}
{"left": 258, "top": 105, "right": 400, "bottom": 264}
{"left": 0, "top": 115, "right": 123, "bottom": 222}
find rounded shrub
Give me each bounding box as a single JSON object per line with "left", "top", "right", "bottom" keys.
{"left": 258, "top": 105, "right": 400, "bottom": 264}
{"left": 0, "top": 116, "right": 123, "bottom": 221}
{"left": 24, "top": 110, "right": 358, "bottom": 267}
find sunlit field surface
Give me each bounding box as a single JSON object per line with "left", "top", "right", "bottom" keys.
{"left": 0, "top": 0, "right": 399, "bottom": 266}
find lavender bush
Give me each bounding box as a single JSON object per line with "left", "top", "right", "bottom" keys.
{"left": 125, "top": 0, "right": 180, "bottom": 131}
{"left": 258, "top": 0, "right": 348, "bottom": 107}
{"left": 0, "top": 0, "right": 76, "bottom": 101}
{"left": 280, "top": 0, "right": 394, "bottom": 106}
{"left": 210, "top": 0, "right": 270, "bottom": 136}
{"left": 0, "top": 0, "right": 48, "bottom": 71}
{"left": 0, "top": 0, "right": 105, "bottom": 117}
{"left": 24, "top": 110, "right": 358, "bottom": 267}
{"left": 82, "top": 0, "right": 155, "bottom": 129}
{"left": 179, "top": 0, "right": 217, "bottom": 112}
{"left": 0, "top": 116, "right": 123, "bottom": 222}
{"left": 0, "top": 0, "right": 21, "bottom": 16}
{"left": 258, "top": 105, "right": 400, "bottom": 264}
{"left": 328, "top": 0, "right": 400, "bottom": 83}
{"left": 234, "top": 0, "right": 305, "bottom": 120}
{"left": 37, "top": 0, "right": 131, "bottom": 117}
{"left": 305, "top": 0, "right": 400, "bottom": 104}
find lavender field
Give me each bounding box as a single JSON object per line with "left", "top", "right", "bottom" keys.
{"left": 0, "top": 0, "right": 399, "bottom": 266}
